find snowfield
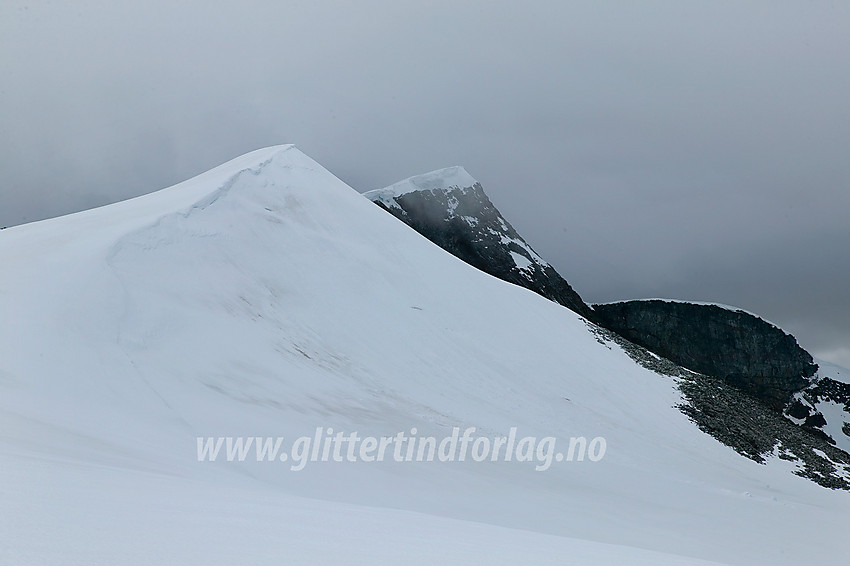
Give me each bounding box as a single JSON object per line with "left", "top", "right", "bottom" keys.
{"left": 1, "top": 145, "right": 848, "bottom": 565}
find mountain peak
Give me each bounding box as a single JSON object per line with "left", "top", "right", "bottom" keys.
{"left": 363, "top": 166, "right": 478, "bottom": 204}
{"left": 363, "top": 169, "right": 594, "bottom": 319}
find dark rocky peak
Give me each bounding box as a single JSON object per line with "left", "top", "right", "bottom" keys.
{"left": 592, "top": 300, "right": 817, "bottom": 410}
{"left": 363, "top": 167, "right": 593, "bottom": 319}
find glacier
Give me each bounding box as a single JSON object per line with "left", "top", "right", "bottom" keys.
{"left": 1, "top": 145, "right": 848, "bottom": 565}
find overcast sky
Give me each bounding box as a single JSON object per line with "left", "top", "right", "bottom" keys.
{"left": 2, "top": 1, "right": 848, "bottom": 367}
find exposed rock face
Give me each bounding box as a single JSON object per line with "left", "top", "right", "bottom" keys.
{"left": 785, "top": 365, "right": 850, "bottom": 453}
{"left": 363, "top": 168, "right": 593, "bottom": 319}
{"left": 592, "top": 300, "right": 817, "bottom": 409}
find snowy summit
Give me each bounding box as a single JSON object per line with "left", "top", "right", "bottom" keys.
{"left": 364, "top": 165, "right": 478, "bottom": 201}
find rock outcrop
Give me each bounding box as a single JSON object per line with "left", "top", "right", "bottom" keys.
{"left": 592, "top": 300, "right": 817, "bottom": 409}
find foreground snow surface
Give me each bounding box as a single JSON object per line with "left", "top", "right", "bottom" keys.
{"left": 1, "top": 146, "right": 848, "bottom": 565}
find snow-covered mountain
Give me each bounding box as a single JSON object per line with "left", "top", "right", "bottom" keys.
{"left": 366, "top": 171, "right": 850, "bottom": 466}
{"left": 2, "top": 146, "right": 849, "bottom": 565}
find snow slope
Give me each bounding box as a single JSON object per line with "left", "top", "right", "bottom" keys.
{"left": 1, "top": 146, "right": 848, "bottom": 565}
